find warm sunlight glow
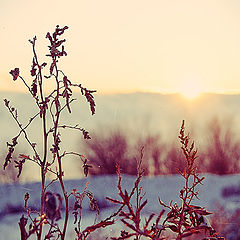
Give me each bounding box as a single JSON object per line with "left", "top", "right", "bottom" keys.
{"left": 180, "top": 87, "right": 202, "bottom": 100}
{"left": 1, "top": 1, "right": 240, "bottom": 94}
{"left": 179, "top": 79, "right": 204, "bottom": 100}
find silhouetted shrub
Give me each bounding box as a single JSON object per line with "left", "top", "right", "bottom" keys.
{"left": 83, "top": 131, "right": 137, "bottom": 175}
{"left": 203, "top": 118, "right": 240, "bottom": 175}
{"left": 164, "top": 142, "right": 185, "bottom": 174}
{"left": 136, "top": 134, "right": 166, "bottom": 175}
{"left": 83, "top": 117, "right": 240, "bottom": 176}
{"left": 82, "top": 130, "right": 193, "bottom": 176}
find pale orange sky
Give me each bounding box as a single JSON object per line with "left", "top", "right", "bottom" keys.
{"left": 1, "top": 0, "right": 240, "bottom": 95}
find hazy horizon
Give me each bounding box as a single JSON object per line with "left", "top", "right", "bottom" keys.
{"left": 2, "top": 88, "right": 240, "bottom": 96}
{"left": 1, "top": 91, "right": 240, "bottom": 180}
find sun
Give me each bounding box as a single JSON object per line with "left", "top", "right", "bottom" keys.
{"left": 180, "top": 87, "right": 202, "bottom": 100}
{"left": 179, "top": 79, "right": 204, "bottom": 100}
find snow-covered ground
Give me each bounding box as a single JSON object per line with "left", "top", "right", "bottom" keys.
{"left": 0, "top": 174, "right": 240, "bottom": 239}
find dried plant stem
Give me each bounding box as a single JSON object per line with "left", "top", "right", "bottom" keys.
{"left": 32, "top": 41, "right": 48, "bottom": 240}
{"left": 52, "top": 60, "right": 69, "bottom": 239}
{"left": 5, "top": 25, "right": 98, "bottom": 240}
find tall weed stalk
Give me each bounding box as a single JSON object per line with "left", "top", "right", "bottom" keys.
{"left": 3, "top": 25, "right": 100, "bottom": 240}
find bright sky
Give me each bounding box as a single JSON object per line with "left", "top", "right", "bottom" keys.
{"left": 1, "top": 0, "right": 240, "bottom": 96}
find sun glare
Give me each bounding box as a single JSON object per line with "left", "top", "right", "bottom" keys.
{"left": 180, "top": 87, "right": 202, "bottom": 100}
{"left": 179, "top": 79, "right": 204, "bottom": 100}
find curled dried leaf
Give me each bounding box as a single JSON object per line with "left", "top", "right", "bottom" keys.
{"left": 24, "top": 192, "right": 30, "bottom": 209}
{"left": 14, "top": 158, "right": 25, "bottom": 178}
{"left": 9, "top": 68, "right": 19, "bottom": 81}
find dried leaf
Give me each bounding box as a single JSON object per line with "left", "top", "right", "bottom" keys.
{"left": 10, "top": 68, "right": 19, "bottom": 80}
{"left": 24, "top": 193, "right": 30, "bottom": 209}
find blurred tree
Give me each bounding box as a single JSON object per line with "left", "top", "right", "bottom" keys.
{"left": 204, "top": 118, "right": 240, "bottom": 174}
